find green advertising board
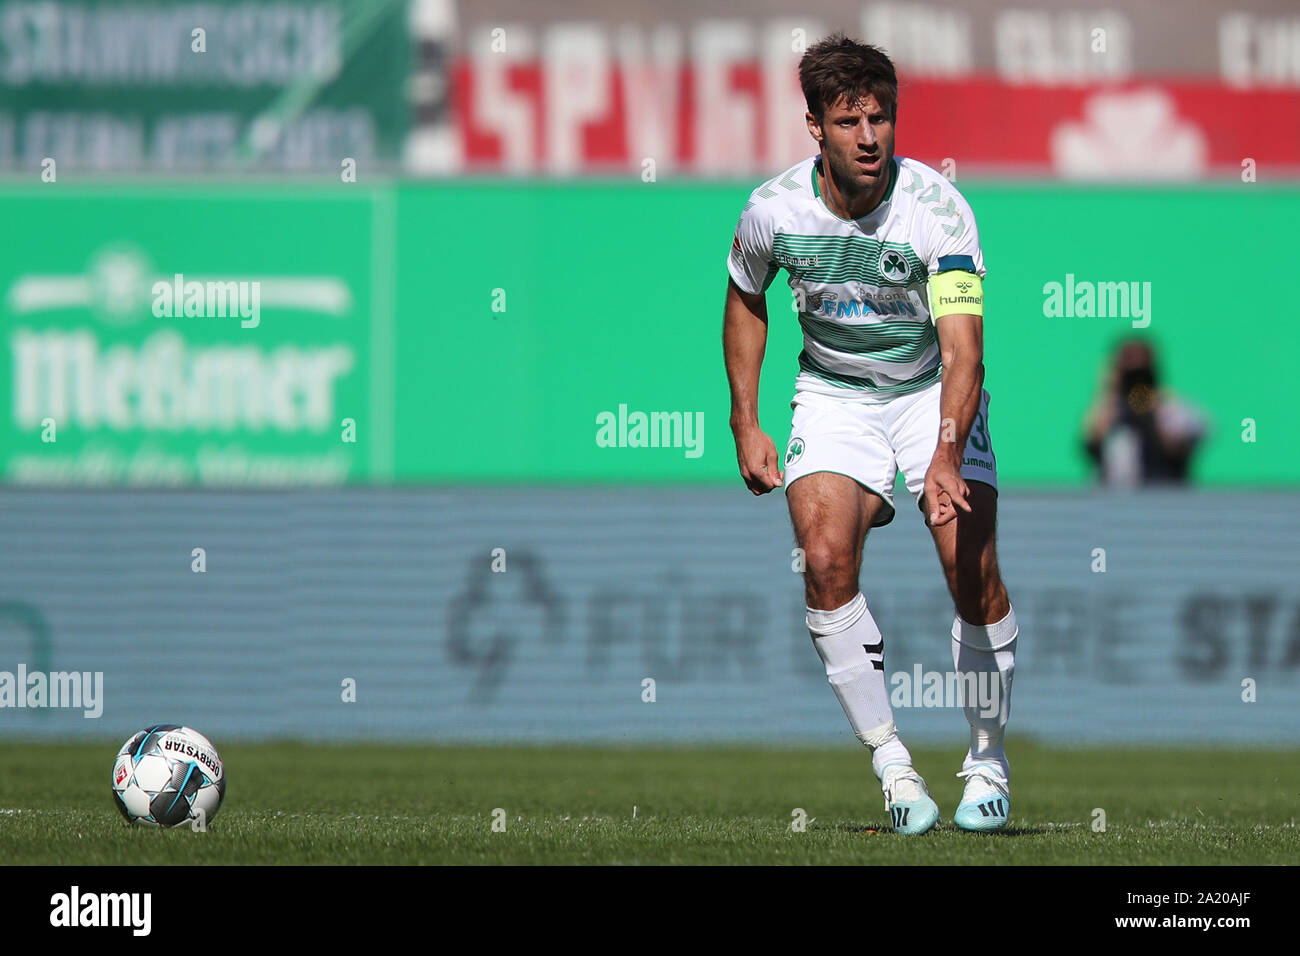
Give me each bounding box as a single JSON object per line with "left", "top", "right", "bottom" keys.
{"left": 0, "top": 180, "right": 1294, "bottom": 488}
{"left": 391, "top": 180, "right": 1297, "bottom": 488}
{"left": 0, "top": 185, "right": 389, "bottom": 484}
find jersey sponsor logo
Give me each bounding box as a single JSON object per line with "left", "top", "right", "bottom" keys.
{"left": 879, "top": 250, "right": 909, "bottom": 282}
{"left": 962, "top": 454, "right": 994, "bottom": 470}
{"left": 816, "top": 292, "right": 918, "bottom": 318}
{"left": 803, "top": 289, "right": 835, "bottom": 311}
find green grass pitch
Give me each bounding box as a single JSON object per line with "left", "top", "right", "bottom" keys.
{"left": 1, "top": 742, "right": 1296, "bottom": 865}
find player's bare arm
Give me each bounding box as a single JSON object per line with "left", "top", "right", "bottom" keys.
{"left": 926, "top": 311, "right": 986, "bottom": 525}
{"left": 723, "top": 277, "right": 784, "bottom": 495}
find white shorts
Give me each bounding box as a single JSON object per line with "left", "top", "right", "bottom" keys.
{"left": 782, "top": 379, "right": 998, "bottom": 527}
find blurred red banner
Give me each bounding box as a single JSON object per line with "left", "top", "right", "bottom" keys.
{"left": 452, "top": 59, "right": 1300, "bottom": 179}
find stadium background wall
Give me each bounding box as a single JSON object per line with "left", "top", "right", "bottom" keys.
{"left": 0, "top": 488, "right": 1296, "bottom": 745}
{"left": 1, "top": 182, "right": 1294, "bottom": 488}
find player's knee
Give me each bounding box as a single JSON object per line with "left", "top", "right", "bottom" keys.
{"left": 802, "top": 540, "right": 852, "bottom": 576}
{"left": 802, "top": 541, "right": 857, "bottom": 597}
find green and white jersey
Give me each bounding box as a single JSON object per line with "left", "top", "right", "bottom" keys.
{"left": 727, "top": 155, "right": 985, "bottom": 403}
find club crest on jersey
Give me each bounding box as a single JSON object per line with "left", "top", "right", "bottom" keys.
{"left": 785, "top": 437, "right": 805, "bottom": 466}
{"left": 879, "top": 250, "right": 909, "bottom": 282}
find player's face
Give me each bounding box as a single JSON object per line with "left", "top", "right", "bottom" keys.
{"left": 809, "top": 94, "right": 895, "bottom": 197}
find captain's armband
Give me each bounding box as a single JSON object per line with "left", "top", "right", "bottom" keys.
{"left": 927, "top": 270, "right": 983, "bottom": 323}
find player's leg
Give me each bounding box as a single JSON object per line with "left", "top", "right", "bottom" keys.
{"left": 892, "top": 383, "right": 1018, "bottom": 830}
{"left": 788, "top": 472, "right": 890, "bottom": 740}
{"left": 786, "top": 468, "right": 939, "bottom": 834}
{"left": 925, "top": 480, "right": 1017, "bottom": 830}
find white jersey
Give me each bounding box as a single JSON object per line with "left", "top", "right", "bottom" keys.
{"left": 728, "top": 155, "right": 986, "bottom": 403}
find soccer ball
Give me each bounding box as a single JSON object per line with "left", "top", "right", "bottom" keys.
{"left": 111, "top": 724, "right": 226, "bottom": 828}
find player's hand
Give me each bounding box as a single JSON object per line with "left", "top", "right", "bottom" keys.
{"left": 732, "top": 423, "right": 784, "bottom": 495}
{"left": 924, "top": 458, "right": 971, "bottom": 526}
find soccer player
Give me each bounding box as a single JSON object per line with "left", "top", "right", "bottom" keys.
{"left": 723, "top": 34, "right": 1018, "bottom": 834}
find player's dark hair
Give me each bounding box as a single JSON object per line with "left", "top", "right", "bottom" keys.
{"left": 799, "top": 33, "right": 898, "bottom": 124}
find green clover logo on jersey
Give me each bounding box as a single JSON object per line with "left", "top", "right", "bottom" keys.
{"left": 880, "top": 250, "right": 909, "bottom": 283}
{"left": 786, "top": 437, "right": 805, "bottom": 466}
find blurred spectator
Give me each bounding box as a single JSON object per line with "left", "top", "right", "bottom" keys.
{"left": 1083, "top": 340, "right": 1208, "bottom": 486}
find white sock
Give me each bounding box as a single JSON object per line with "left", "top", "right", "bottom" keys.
{"left": 808, "top": 592, "right": 912, "bottom": 778}
{"left": 950, "top": 605, "right": 1018, "bottom": 778}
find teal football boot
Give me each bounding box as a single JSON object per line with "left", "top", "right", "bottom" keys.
{"left": 954, "top": 762, "right": 1011, "bottom": 832}
{"left": 881, "top": 763, "right": 941, "bottom": 835}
